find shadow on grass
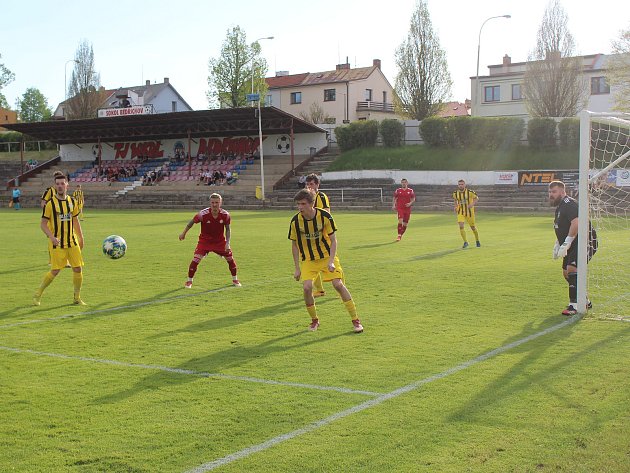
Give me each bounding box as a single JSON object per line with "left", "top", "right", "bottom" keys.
{"left": 0, "top": 265, "right": 46, "bottom": 276}
{"left": 94, "top": 330, "right": 347, "bottom": 404}
{"left": 409, "top": 248, "right": 461, "bottom": 261}
{"left": 350, "top": 241, "right": 398, "bottom": 250}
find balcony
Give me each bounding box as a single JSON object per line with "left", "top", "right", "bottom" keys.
{"left": 356, "top": 101, "right": 395, "bottom": 113}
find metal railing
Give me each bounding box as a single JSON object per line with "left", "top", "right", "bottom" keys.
{"left": 356, "top": 101, "right": 395, "bottom": 113}
{"left": 321, "top": 187, "right": 383, "bottom": 203}
{"left": 0, "top": 140, "right": 55, "bottom": 153}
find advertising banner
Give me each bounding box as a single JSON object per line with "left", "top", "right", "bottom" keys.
{"left": 98, "top": 105, "right": 154, "bottom": 118}
{"left": 494, "top": 171, "right": 518, "bottom": 185}
{"left": 518, "top": 170, "right": 579, "bottom": 186}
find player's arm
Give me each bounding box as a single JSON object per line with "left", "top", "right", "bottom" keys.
{"left": 40, "top": 218, "right": 59, "bottom": 246}
{"left": 73, "top": 216, "right": 84, "bottom": 249}
{"left": 470, "top": 196, "right": 479, "bottom": 209}
{"left": 392, "top": 195, "right": 397, "bottom": 211}
{"left": 327, "top": 232, "right": 338, "bottom": 271}
{"left": 291, "top": 240, "right": 301, "bottom": 281}
{"left": 179, "top": 219, "right": 195, "bottom": 241}
{"left": 556, "top": 217, "right": 579, "bottom": 258}
{"left": 225, "top": 224, "right": 231, "bottom": 250}
{"left": 407, "top": 192, "right": 416, "bottom": 207}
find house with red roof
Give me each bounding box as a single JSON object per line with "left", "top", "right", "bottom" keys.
{"left": 265, "top": 59, "right": 397, "bottom": 124}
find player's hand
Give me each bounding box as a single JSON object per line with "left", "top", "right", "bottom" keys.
{"left": 552, "top": 241, "right": 560, "bottom": 259}
{"left": 327, "top": 262, "right": 335, "bottom": 272}
{"left": 294, "top": 269, "right": 301, "bottom": 281}
{"left": 556, "top": 242, "right": 571, "bottom": 259}
{"left": 225, "top": 243, "right": 231, "bottom": 252}
{"left": 391, "top": 207, "right": 396, "bottom": 211}
{"left": 178, "top": 233, "right": 186, "bottom": 241}
{"left": 405, "top": 203, "right": 411, "bottom": 207}
{"left": 50, "top": 236, "right": 60, "bottom": 246}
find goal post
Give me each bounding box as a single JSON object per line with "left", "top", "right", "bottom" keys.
{"left": 578, "top": 110, "right": 630, "bottom": 318}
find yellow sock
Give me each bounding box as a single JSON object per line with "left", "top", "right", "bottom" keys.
{"left": 306, "top": 304, "right": 318, "bottom": 320}
{"left": 73, "top": 271, "right": 83, "bottom": 299}
{"left": 459, "top": 228, "right": 468, "bottom": 242}
{"left": 472, "top": 228, "right": 479, "bottom": 241}
{"left": 37, "top": 271, "right": 56, "bottom": 295}
{"left": 343, "top": 299, "right": 358, "bottom": 320}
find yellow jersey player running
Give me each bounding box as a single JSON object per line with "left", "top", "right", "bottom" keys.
{"left": 289, "top": 189, "right": 363, "bottom": 333}
{"left": 453, "top": 179, "right": 480, "bottom": 248}
{"left": 33, "top": 172, "right": 86, "bottom": 306}
{"left": 305, "top": 173, "right": 330, "bottom": 298}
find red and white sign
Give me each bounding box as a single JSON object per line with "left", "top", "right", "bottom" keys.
{"left": 494, "top": 171, "right": 518, "bottom": 185}
{"left": 98, "top": 105, "right": 153, "bottom": 118}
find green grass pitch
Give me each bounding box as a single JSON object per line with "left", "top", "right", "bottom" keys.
{"left": 0, "top": 208, "right": 628, "bottom": 472}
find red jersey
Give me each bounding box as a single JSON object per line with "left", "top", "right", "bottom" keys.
{"left": 193, "top": 208, "right": 231, "bottom": 245}
{"left": 394, "top": 187, "right": 415, "bottom": 210}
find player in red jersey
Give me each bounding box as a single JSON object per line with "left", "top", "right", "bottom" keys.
{"left": 179, "top": 193, "right": 241, "bottom": 288}
{"left": 392, "top": 178, "right": 415, "bottom": 241}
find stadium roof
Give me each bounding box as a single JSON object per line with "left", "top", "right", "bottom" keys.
{"left": 5, "top": 107, "right": 324, "bottom": 145}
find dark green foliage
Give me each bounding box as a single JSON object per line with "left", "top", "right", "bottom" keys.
{"left": 335, "top": 120, "right": 379, "bottom": 151}
{"left": 379, "top": 119, "right": 405, "bottom": 148}
{"left": 420, "top": 116, "right": 524, "bottom": 150}
{"left": 558, "top": 118, "right": 579, "bottom": 149}
{"left": 527, "top": 118, "right": 557, "bottom": 150}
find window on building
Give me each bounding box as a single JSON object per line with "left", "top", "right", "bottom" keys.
{"left": 365, "top": 89, "right": 373, "bottom": 101}
{"left": 484, "top": 85, "right": 500, "bottom": 102}
{"left": 290, "top": 92, "right": 302, "bottom": 104}
{"left": 511, "top": 84, "right": 523, "bottom": 100}
{"left": 324, "top": 89, "right": 336, "bottom": 102}
{"left": 172, "top": 101, "right": 177, "bottom": 112}
{"left": 591, "top": 77, "right": 610, "bottom": 95}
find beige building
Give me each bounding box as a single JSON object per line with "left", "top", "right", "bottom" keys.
{"left": 0, "top": 107, "right": 18, "bottom": 131}
{"left": 265, "top": 59, "right": 396, "bottom": 124}
{"left": 471, "top": 53, "right": 618, "bottom": 118}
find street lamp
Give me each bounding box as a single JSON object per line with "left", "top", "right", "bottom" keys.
{"left": 65, "top": 59, "right": 78, "bottom": 100}
{"left": 251, "top": 36, "right": 274, "bottom": 105}
{"left": 475, "top": 15, "right": 510, "bottom": 115}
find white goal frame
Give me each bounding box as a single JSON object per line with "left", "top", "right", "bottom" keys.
{"left": 577, "top": 110, "right": 630, "bottom": 314}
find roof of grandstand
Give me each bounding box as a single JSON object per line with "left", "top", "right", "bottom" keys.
{"left": 4, "top": 107, "right": 325, "bottom": 145}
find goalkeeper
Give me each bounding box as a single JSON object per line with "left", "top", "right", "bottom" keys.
{"left": 548, "top": 181, "right": 597, "bottom": 316}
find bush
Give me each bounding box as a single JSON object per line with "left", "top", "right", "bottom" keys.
{"left": 335, "top": 120, "right": 379, "bottom": 151}
{"left": 558, "top": 118, "right": 579, "bottom": 149}
{"left": 419, "top": 117, "right": 447, "bottom": 147}
{"left": 527, "top": 118, "right": 557, "bottom": 150}
{"left": 379, "top": 119, "right": 405, "bottom": 147}
{"left": 420, "top": 116, "right": 524, "bottom": 150}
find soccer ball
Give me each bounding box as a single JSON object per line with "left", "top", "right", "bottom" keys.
{"left": 276, "top": 135, "right": 291, "bottom": 153}
{"left": 102, "top": 235, "right": 127, "bottom": 259}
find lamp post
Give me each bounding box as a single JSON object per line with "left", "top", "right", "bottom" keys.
{"left": 64, "top": 59, "right": 78, "bottom": 100}
{"left": 250, "top": 36, "right": 274, "bottom": 106}
{"left": 475, "top": 15, "right": 510, "bottom": 115}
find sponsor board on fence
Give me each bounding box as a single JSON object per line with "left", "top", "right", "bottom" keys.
{"left": 518, "top": 170, "right": 579, "bottom": 186}
{"left": 494, "top": 171, "right": 518, "bottom": 185}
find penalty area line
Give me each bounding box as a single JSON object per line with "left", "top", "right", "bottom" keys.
{"left": 0, "top": 345, "right": 382, "bottom": 397}
{"left": 185, "top": 314, "right": 582, "bottom": 472}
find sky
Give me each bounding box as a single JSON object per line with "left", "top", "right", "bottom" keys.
{"left": 1, "top": 0, "right": 628, "bottom": 112}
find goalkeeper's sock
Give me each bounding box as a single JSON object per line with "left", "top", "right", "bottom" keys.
{"left": 343, "top": 299, "right": 359, "bottom": 321}
{"left": 567, "top": 272, "right": 577, "bottom": 305}
{"left": 37, "top": 271, "right": 56, "bottom": 295}
{"left": 472, "top": 227, "right": 479, "bottom": 241}
{"left": 72, "top": 271, "right": 83, "bottom": 300}
{"left": 306, "top": 304, "right": 318, "bottom": 321}
{"left": 459, "top": 228, "right": 468, "bottom": 242}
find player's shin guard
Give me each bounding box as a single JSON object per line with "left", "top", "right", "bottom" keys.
{"left": 343, "top": 299, "right": 358, "bottom": 320}
{"left": 72, "top": 271, "right": 83, "bottom": 299}
{"left": 397, "top": 223, "right": 403, "bottom": 235}
{"left": 401, "top": 223, "right": 407, "bottom": 235}
{"left": 225, "top": 255, "right": 237, "bottom": 277}
{"left": 459, "top": 228, "right": 468, "bottom": 242}
{"left": 567, "top": 272, "right": 577, "bottom": 304}
{"left": 37, "top": 271, "right": 56, "bottom": 295}
{"left": 188, "top": 255, "right": 202, "bottom": 278}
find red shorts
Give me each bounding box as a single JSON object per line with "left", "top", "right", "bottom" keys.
{"left": 397, "top": 208, "right": 411, "bottom": 222}
{"left": 195, "top": 242, "right": 232, "bottom": 258}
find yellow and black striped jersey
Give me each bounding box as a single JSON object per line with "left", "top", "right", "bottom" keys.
{"left": 41, "top": 186, "right": 55, "bottom": 202}
{"left": 453, "top": 188, "right": 478, "bottom": 217}
{"left": 42, "top": 195, "right": 80, "bottom": 248}
{"left": 72, "top": 189, "right": 84, "bottom": 208}
{"left": 288, "top": 208, "right": 337, "bottom": 261}
{"left": 314, "top": 191, "right": 330, "bottom": 210}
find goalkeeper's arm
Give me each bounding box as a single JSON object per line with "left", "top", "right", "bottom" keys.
{"left": 555, "top": 218, "right": 578, "bottom": 259}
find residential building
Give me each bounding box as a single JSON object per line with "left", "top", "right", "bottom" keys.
{"left": 53, "top": 77, "right": 193, "bottom": 119}
{"left": 265, "top": 59, "right": 396, "bottom": 124}
{"left": 0, "top": 107, "right": 18, "bottom": 131}
{"left": 471, "top": 53, "right": 617, "bottom": 118}
{"left": 437, "top": 100, "right": 471, "bottom": 118}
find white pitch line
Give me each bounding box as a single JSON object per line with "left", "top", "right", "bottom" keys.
{"left": 185, "top": 314, "right": 582, "bottom": 473}
{"left": 0, "top": 346, "right": 382, "bottom": 397}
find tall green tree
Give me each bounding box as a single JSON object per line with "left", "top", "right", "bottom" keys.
{"left": 207, "top": 26, "right": 269, "bottom": 108}
{"left": 66, "top": 40, "right": 103, "bottom": 119}
{"left": 606, "top": 24, "right": 630, "bottom": 112}
{"left": 523, "top": 0, "right": 587, "bottom": 117}
{"left": 0, "top": 53, "right": 16, "bottom": 109}
{"left": 19, "top": 87, "right": 52, "bottom": 122}
{"left": 394, "top": 0, "right": 452, "bottom": 120}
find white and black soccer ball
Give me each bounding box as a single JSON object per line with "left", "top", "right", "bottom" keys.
{"left": 276, "top": 135, "right": 291, "bottom": 153}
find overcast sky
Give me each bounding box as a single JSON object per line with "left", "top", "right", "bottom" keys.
{"left": 1, "top": 0, "right": 627, "bottom": 112}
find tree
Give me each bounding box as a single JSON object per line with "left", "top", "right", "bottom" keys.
{"left": 299, "top": 102, "right": 332, "bottom": 124}
{"left": 207, "top": 26, "right": 269, "bottom": 109}
{"left": 606, "top": 25, "right": 630, "bottom": 112}
{"left": 66, "top": 40, "right": 103, "bottom": 119}
{"left": 523, "top": 0, "right": 587, "bottom": 117}
{"left": 19, "top": 88, "right": 52, "bottom": 122}
{"left": 0, "top": 53, "right": 15, "bottom": 109}
{"left": 393, "top": 0, "right": 452, "bottom": 120}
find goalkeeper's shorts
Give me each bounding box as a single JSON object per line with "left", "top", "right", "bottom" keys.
{"left": 562, "top": 241, "right": 597, "bottom": 270}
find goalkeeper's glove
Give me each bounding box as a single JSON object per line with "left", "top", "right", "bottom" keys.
{"left": 556, "top": 236, "right": 575, "bottom": 259}
{"left": 552, "top": 241, "right": 560, "bottom": 259}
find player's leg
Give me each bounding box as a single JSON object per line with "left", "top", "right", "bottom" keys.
{"left": 400, "top": 211, "right": 411, "bottom": 237}
{"left": 300, "top": 260, "right": 321, "bottom": 331}
{"left": 469, "top": 215, "right": 480, "bottom": 247}
{"left": 313, "top": 273, "right": 325, "bottom": 296}
{"left": 185, "top": 248, "right": 208, "bottom": 288}
{"left": 68, "top": 247, "right": 86, "bottom": 305}
{"left": 396, "top": 212, "right": 404, "bottom": 241}
{"left": 34, "top": 249, "right": 67, "bottom": 305}
{"left": 458, "top": 216, "right": 468, "bottom": 248}
{"left": 561, "top": 263, "right": 578, "bottom": 316}
{"left": 216, "top": 248, "right": 241, "bottom": 286}
{"left": 331, "top": 278, "right": 363, "bottom": 333}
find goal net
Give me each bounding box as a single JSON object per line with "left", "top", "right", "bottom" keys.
{"left": 578, "top": 111, "right": 630, "bottom": 320}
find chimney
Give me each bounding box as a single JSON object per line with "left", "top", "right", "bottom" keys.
{"left": 164, "top": 77, "right": 169, "bottom": 84}
{"left": 336, "top": 63, "right": 350, "bottom": 71}
{"left": 146, "top": 80, "right": 151, "bottom": 86}
{"left": 373, "top": 59, "right": 381, "bottom": 69}
{"left": 503, "top": 54, "right": 511, "bottom": 67}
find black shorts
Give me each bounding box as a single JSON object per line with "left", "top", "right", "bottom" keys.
{"left": 562, "top": 243, "right": 597, "bottom": 270}
{"left": 12, "top": 197, "right": 19, "bottom": 203}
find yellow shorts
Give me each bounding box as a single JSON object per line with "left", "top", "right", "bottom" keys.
{"left": 50, "top": 246, "right": 84, "bottom": 270}
{"left": 300, "top": 255, "right": 343, "bottom": 282}
{"left": 457, "top": 213, "right": 476, "bottom": 226}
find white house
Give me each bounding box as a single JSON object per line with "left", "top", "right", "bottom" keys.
{"left": 471, "top": 53, "right": 618, "bottom": 118}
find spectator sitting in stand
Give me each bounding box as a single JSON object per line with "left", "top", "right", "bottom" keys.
{"left": 298, "top": 175, "right": 306, "bottom": 189}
